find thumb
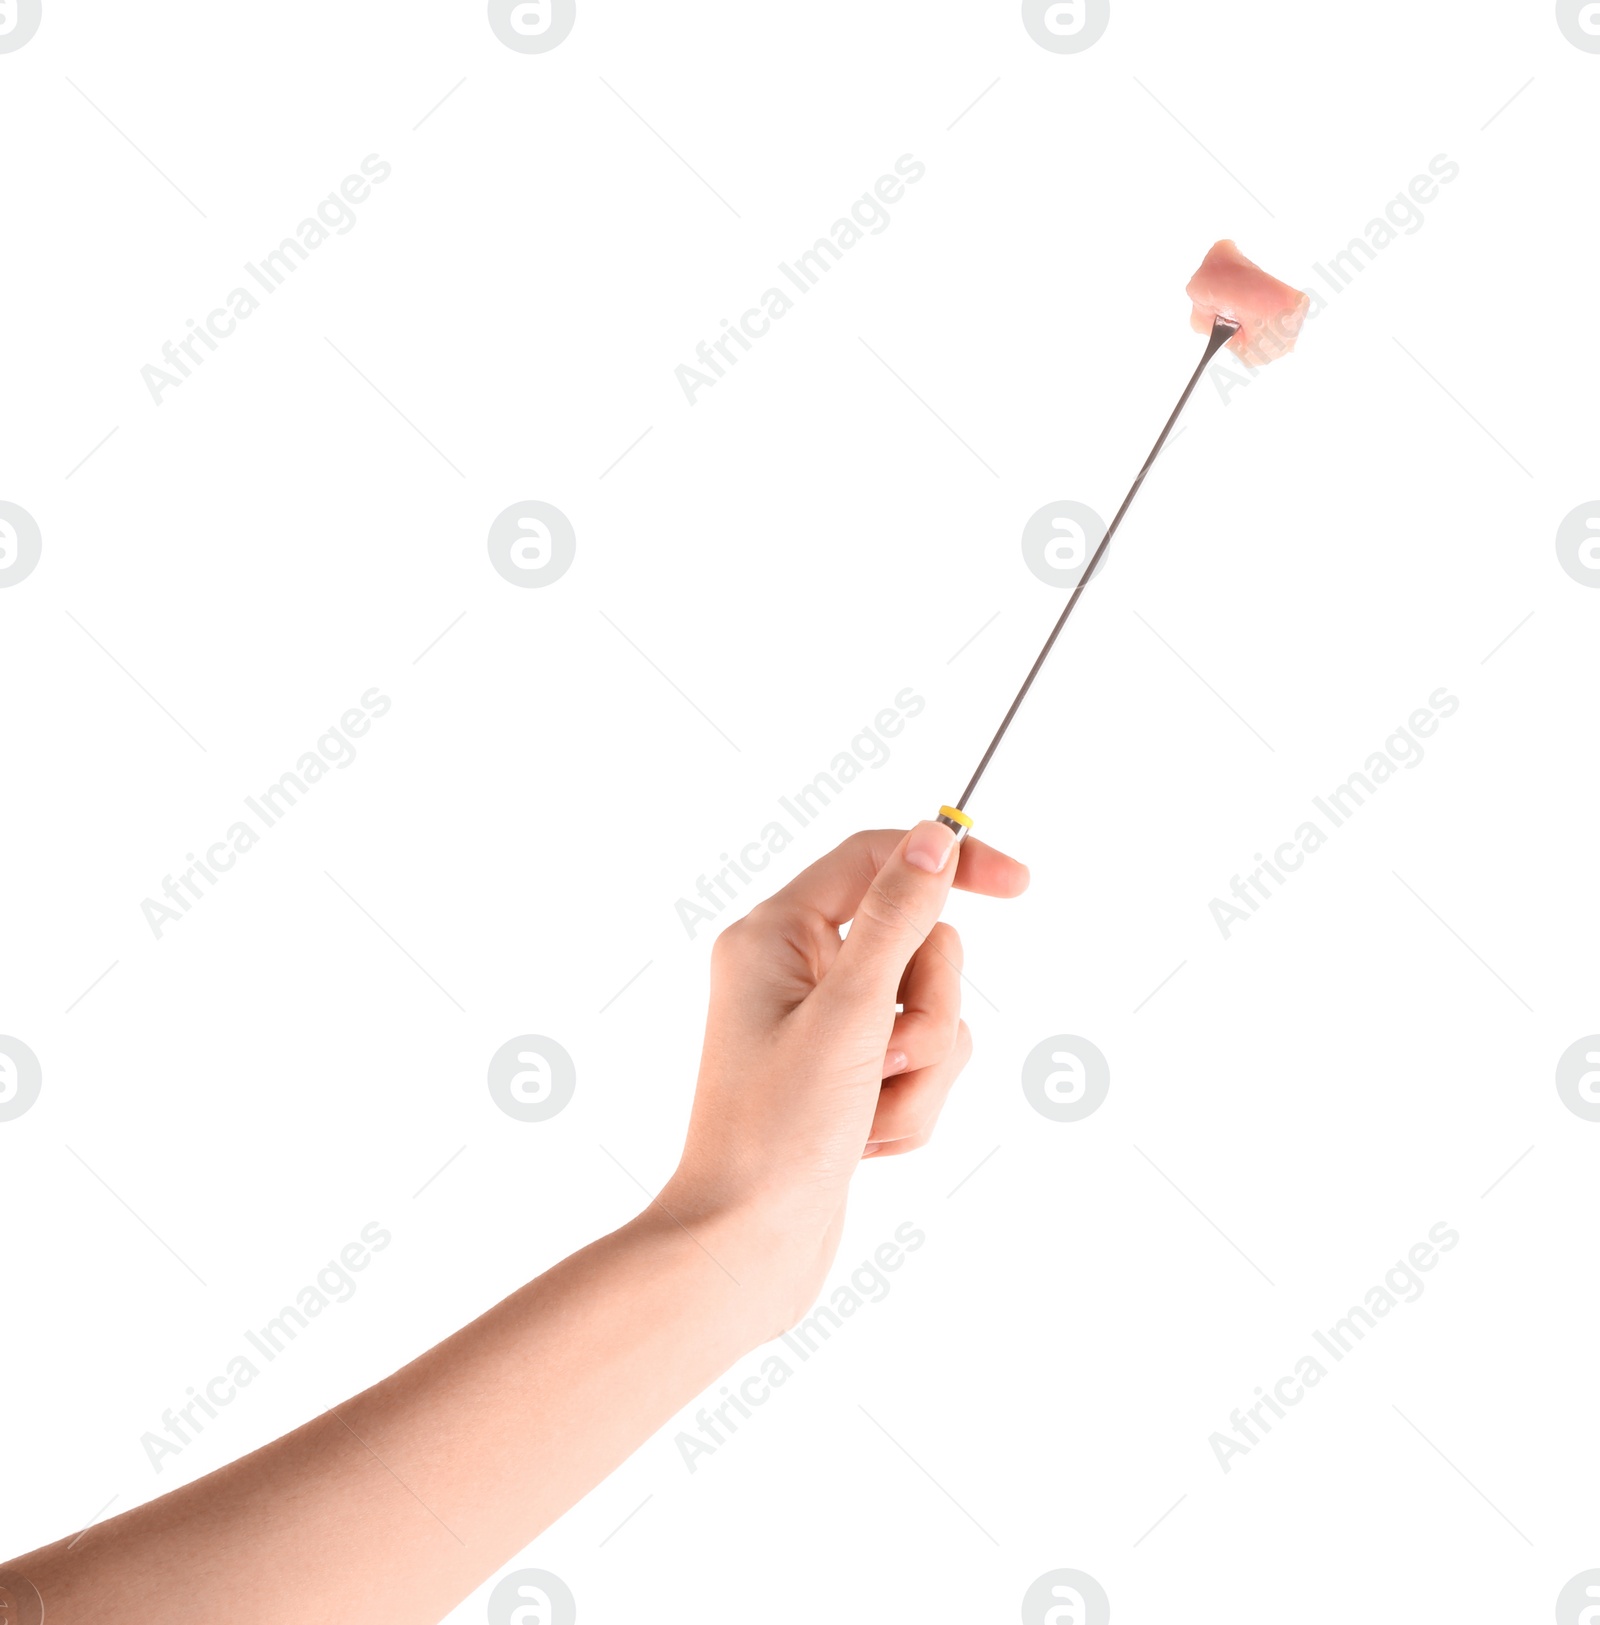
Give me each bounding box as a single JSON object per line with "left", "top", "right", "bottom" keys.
{"left": 824, "top": 821, "right": 960, "bottom": 1009}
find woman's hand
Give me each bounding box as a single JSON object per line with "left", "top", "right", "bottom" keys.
{"left": 664, "top": 822, "right": 1029, "bottom": 1335}
{"left": 7, "top": 823, "right": 1027, "bottom": 1625}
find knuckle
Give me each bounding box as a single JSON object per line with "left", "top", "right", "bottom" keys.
{"left": 953, "top": 1020, "right": 974, "bottom": 1065}
{"left": 928, "top": 1006, "right": 962, "bottom": 1057}
{"left": 908, "top": 1096, "right": 941, "bottom": 1136}
{"left": 926, "top": 920, "right": 963, "bottom": 969}
{"left": 710, "top": 917, "right": 752, "bottom": 962}
{"left": 839, "top": 828, "right": 905, "bottom": 875}
{"left": 851, "top": 879, "right": 915, "bottom": 939}
{"left": 740, "top": 898, "right": 779, "bottom": 934}
{"left": 923, "top": 984, "right": 965, "bottom": 1054}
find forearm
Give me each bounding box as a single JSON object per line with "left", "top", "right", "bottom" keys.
{"left": 15, "top": 1203, "right": 783, "bottom": 1625}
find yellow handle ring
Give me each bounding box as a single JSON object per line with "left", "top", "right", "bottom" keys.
{"left": 936, "top": 805, "right": 973, "bottom": 841}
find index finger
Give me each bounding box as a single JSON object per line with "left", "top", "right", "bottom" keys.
{"left": 756, "top": 827, "right": 1029, "bottom": 931}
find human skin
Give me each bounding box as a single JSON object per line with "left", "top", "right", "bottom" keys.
{"left": 8, "top": 821, "right": 1028, "bottom": 1624}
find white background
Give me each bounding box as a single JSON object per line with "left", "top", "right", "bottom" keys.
{"left": 2, "top": 3, "right": 1597, "bottom": 1620}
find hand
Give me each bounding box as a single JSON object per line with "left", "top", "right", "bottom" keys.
{"left": 6, "top": 820, "right": 1027, "bottom": 1623}
{"left": 663, "top": 822, "right": 1029, "bottom": 1336}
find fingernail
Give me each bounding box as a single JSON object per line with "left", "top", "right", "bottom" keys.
{"left": 905, "top": 821, "right": 956, "bottom": 874}
{"left": 884, "top": 1052, "right": 909, "bottom": 1077}
{"left": 862, "top": 1142, "right": 883, "bottom": 1158}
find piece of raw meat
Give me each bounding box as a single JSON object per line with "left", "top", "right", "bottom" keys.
{"left": 1187, "top": 240, "right": 1310, "bottom": 365}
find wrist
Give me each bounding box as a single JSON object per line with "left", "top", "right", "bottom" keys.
{"left": 643, "top": 1180, "right": 831, "bottom": 1348}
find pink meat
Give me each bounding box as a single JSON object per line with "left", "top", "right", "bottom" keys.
{"left": 1187, "top": 240, "right": 1310, "bottom": 365}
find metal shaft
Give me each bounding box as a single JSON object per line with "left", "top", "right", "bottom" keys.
{"left": 954, "top": 316, "right": 1240, "bottom": 813}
